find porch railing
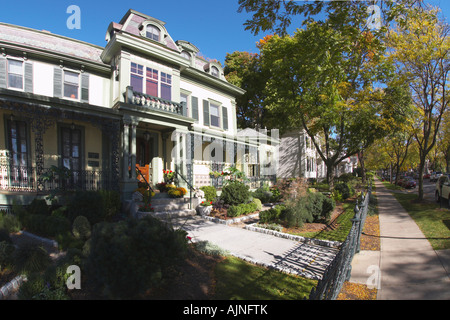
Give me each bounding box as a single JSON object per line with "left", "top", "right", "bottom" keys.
{"left": 125, "top": 86, "right": 187, "bottom": 117}
{"left": 0, "top": 165, "right": 113, "bottom": 192}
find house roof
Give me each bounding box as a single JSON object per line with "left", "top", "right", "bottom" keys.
{"left": 0, "top": 23, "right": 106, "bottom": 66}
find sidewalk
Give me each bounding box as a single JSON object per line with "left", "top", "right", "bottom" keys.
{"left": 349, "top": 179, "right": 450, "bottom": 300}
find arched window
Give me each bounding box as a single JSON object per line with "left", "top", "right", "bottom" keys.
{"left": 146, "top": 25, "right": 160, "bottom": 41}
{"left": 211, "top": 66, "right": 219, "bottom": 78}
{"left": 181, "top": 51, "right": 191, "bottom": 60}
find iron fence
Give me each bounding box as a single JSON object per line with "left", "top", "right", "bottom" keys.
{"left": 308, "top": 183, "right": 372, "bottom": 300}
{"left": 0, "top": 165, "right": 113, "bottom": 192}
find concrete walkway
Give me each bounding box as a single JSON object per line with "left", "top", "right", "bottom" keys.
{"left": 350, "top": 178, "right": 450, "bottom": 300}
{"left": 178, "top": 216, "right": 339, "bottom": 280}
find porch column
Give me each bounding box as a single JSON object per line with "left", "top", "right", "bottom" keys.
{"left": 122, "top": 121, "right": 130, "bottom": 180}
{"left": 130, "top": 122, "right": 137, "bottom": 180}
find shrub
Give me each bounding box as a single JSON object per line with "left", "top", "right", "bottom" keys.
{"left": 98, "top": 190, "right": 121, "bottom": 222}
{"left": 280, "top": 206, "right": 304, "bottom": 228}
{"left": 220, "top": 181, "right": 250, "bottom": 206}
{"left": 259, "top": 205, "right": 285, "bottom": 224}
{"left": 334, "top": 183, "right": 353, "bottom": 200}
{"left": 13, "top": 242, "right": 51, "bottom": 275}
{"left": 0, "top": 213, "right": 22, "bottom": 233}
{"left": 321, "top": 196, "right": 336, "bottom": 223}
{"left": 66, "top": 191, "right": 103, "bottom": 225}
{"left": 72, "top": 216, "right": 91, "bottom": 240}
{"left": 27, "top": 198, "right": 49, "bottom": 216}
{"left": 200, "top": 186, "right": 217, "bottom": 202}
{"left": 0, "top": 228, "right": 12, "bottom": 244}
{"left": 17, "top": 272, "right": 46, "bottom": 300}
{"left": 84, "top": 216, "right": 188, "bottom": 299}
{"left": 252, "top": 187, "right": 273, "bottom": 204}
{"left": 227, "top": 205, "right": 243, "bottom": 218}
{"left": 0, "top": 241, "right": 15, "bottom": 271}
{"left": 252, "top": 198, "right": 262, "bottom": 211}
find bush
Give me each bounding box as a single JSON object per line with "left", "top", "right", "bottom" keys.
{"left": 334, "top": 183, "right": 353, "bottom": 200}
{"left": 252, "top": 187, "right": 273, "bottom": 204}
{"left": 13, "top": 242, "right": 51, "bottom": 275}
{"left": 25, "top": 214, "right": 71, "bottom": 238}
{"left": 252, "top": 198, "right": 262, "bottom": 211}
{"left": 227, "top": 202, "right": 258, "bottom": 218}
{"left": 0, "top": 228, "right": 12, "bottom": 244}
{"left": 321, "top": 196, "right": 336, "bottom": 223}
{"left": 28, "top": 198, "right": 49, "bottom": 216}
{"left": 67, "top": 191, "right": 103, "bottom": 225}
{"left": 98, "top": 190, "right": 121, "bottom": 222}
{"left": 84, "top": 216, "right": 189, "bottom": 299}
{"left": 0, "top": 240, "right": 15, "bottom": 271}
{"left": 220, "top": 181, "right": 250, "bottom": 206}
{"left": 0, "top": 212, "right": 22, "bottom": 233}
{"left": 72, "top": 216, "right": 91, "bottom": 240}
{"left": 280, "top": 206, "right": 305, "bottom": 228}
{"left": 259, "top": 205, "right": 286, "bottom": 224}
{"left": 200, "top": 186, "right": 217, "bottom": 202}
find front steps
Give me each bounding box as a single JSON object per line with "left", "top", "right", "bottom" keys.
{"left": 124, "top": 191, "right": 197, "bottom": 219}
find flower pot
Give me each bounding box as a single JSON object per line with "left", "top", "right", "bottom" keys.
{"left": 197, "top": 205, "right": 212, "bottom": 216}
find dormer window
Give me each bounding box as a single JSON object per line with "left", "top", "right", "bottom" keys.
{"left": 181, "top": 50, "right": 191, "bottom": 60}
{"left": 211, "top": 66, "right": 219, "bottom": 78}
{"left": 146, "top": 25, "right": 160, "bottom": 41}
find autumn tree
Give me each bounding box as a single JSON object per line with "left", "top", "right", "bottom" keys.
{"left": 387, "top": 6, "right": 450, "bottom": 200}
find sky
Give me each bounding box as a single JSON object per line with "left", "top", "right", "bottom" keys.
{"left": 0, "top": 0, "right": 449, "bottom": 66}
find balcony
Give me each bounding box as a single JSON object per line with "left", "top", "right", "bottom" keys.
{"left": 0, "top": 165, "right": 114, "bottom": 193}
{"left": 125, "top": 86, "right": 187, "bottom": 117}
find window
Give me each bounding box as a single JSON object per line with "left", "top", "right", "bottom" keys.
{"left": 210, "top": 103, "right": 220, "bottom": 127}
{"left": 181, "top": 51, "right": 191, "bottom": 60}
{"left": 146, "top": 68, "right": 158, "bottom": 97}
{"left": 161, "top": 72, "right": 171, "bottom": 100}
{"left": 63, "top": 71, "right": 79, "bottom": 99}
{"left": 131, "top": 63, "right": 144, "bottom": 93}
{"left": 60, "top": 126, "right": 83, "bottom": 187}
{"left": 211, "top": 66, "right": 219, "bottom": 78}
{"left": 146, "top": 25, "right": 160, "bottom": 41}
{"left": 7, "top": 59, "right": 24, "bottom": 89}
{"left": 7, "top": 119, "right": 28, "bottom": 167}
{"left": 180, "top": 93, "right": 189, "bottom": 117}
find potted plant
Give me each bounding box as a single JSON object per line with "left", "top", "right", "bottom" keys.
{"left": 163, "top": 169, "right": 175, "bottom": 183}
{"left": 197, "top": 201, "right": 213, "bottom": 216}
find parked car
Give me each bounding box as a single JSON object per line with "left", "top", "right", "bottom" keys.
{"left": 423, "top": 173, "right": 431, "bottom": 179}
{"left": 435, "top": 174, "right": 450, "bottom": 205}
{"left": 401, "top": 177, "right": 416, "bottom": 189}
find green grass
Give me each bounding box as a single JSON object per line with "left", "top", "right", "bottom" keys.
{"left": 213, "top": 256, "right": 317, "bottom": 300}
{"left": 390, "top": 192, "right": 450, "bottom": 250}
{"left": 380, "top": 180, "right": 403, "bottom": 191}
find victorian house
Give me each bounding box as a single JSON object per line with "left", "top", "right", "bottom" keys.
{"left": 0, "top": 9, "right": 277, "bottom": 209}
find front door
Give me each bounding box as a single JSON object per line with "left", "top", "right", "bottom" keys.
{"left": 60, "top": 126, "right": 82, "bottom": 187}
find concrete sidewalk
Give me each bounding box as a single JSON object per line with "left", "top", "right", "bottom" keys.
{"left": 349, "top": 179, "right": 450, "bottom": 300}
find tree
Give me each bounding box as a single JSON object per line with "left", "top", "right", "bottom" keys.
{"left": 387, "top": 6, "right": 450, "bottom": 200}
{"left": 224, "top": 51, "right": 270, "bottom": 129}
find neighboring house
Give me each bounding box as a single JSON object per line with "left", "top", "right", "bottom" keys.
{"left": 0, "top": 9, "right": 273, "bottom": 207}
{"left": 277, "top": 130, "right": 326, "bottom": 181}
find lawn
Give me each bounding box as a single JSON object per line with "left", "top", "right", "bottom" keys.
{"left": 213, "top": 256, "right": 317, "bottom": 300}
{"left": 389, "top": 192, "right": 450, "bottom": 250}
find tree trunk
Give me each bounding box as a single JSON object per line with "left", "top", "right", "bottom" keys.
{"left": 326, "top": 162, "right": 335, "bottom": 190}
{"left": 418, "top": 158, "right": 425, "bottom": 201}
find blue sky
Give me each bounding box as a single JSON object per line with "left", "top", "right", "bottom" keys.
{"left": 0, "top": 0, "right": 449, "bottom": 65}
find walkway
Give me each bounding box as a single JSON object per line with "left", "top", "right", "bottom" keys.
{"left": 179, "top": 216, "right": 339, "bottom": 280}
{"left": 349, "top": 179, "right": 450, "bottom": 300}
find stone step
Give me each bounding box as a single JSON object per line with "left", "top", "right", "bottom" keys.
{"left": 137, "top": 208, "right": 197, "bottom": 219}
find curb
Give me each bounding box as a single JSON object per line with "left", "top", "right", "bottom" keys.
{"left": 244, "top": 223, "right": 342, "bottom": 249}
{"left": 0, "top": 275, "right": 27, "bottom": 300}
{"left": 202, "top": 213, "right": 259, "bottom": 225}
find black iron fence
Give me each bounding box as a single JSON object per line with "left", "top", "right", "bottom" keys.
{"left": 0, "top": 165, "right": 113, "bottom": 192}
{"left": 308, "top": 183, "right": 372, "bottom": 300}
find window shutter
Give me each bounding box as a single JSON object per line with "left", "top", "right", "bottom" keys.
{"left": 53, "top": 67, "right": 62, "bottom": 98}
{"left": 0, "top": 58, "right": 6, "bottom": 89}
{"left": 222, "top": 107, "right": 228, "bottom": 130}
{"left": 203, "top": 100, "right": 209, "bottom": 126}
{"left": 81, "top": 73, "right": 89, "bottom": 103}
{"left": 24, "top": 62, "right": 33, "bottom": 93}
{"left": 191, "top": 96, "right": 199, "bottom": 122}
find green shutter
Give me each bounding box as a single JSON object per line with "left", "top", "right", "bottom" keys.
{"left": 81, "top": 73, "right": 89, "bottom": 103}
{"left": 24, "top": 62, "right": 33, "bottom": 93}
{"left": 203, "top": 100, "right": 209, "bottom": 126}
{"left": 0, "top": 58, "right": 6, "bottom": 89}
{"left": 222, "top": 106, "right": 228, "bottom": 130}
{"left": 53, "top": 67, "right": 62, "bottom": 98}
{"left": 191, "top": 96, "right": 199, "bottom": 121}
